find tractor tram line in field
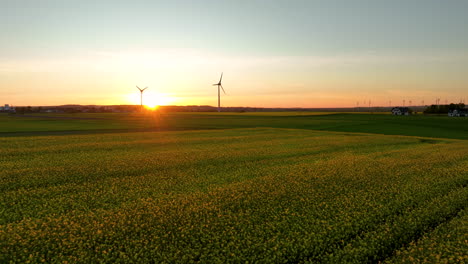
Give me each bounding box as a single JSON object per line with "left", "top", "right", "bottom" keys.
{"left": 323, "top": 186, "right": 467, "bottom": 263}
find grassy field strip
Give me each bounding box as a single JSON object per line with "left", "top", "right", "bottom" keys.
{"left": 2, "top": 112, "right": 468, "bottom": 140}
{"left": 1, "top": 128, "right": 467, "bottom": 262}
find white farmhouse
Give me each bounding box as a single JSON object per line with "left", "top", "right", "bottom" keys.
{"left": 0, "top": 104, "right": 15, "bottom": 113}
{"left": 391, "top": 107, "right": 410, "bottom": 115}
{"left": 448, "top": 109, "right": 468, "bottom": 117}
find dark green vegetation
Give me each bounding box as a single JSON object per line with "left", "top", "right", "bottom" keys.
{"left": 1, "top": 112, "right": 468, "bottom": 139}
{"left": 1, "top": 112, "right": 467, "bottom": 263}
{"left": 424, "top": 103, "right": 466, "bottom": 114}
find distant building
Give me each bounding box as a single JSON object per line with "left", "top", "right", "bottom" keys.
{"left": 448, "top": 109, "right": 468, "bottom": 117}
{"left": 391, "top": 107, "right": 410, "bottom": 115}
{"left": 0, "top": 104, "right": 15, "bottom": 113}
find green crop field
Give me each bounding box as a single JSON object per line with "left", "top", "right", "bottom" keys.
{"left": 1, "top": 112, "right": 467, "bottom": 263}
{"left": 1, "top": 112, "right": 468, "bottom": 139}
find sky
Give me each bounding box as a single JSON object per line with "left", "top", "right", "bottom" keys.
{"left": 1, "top": 0, "right": 468, "bottom": 108}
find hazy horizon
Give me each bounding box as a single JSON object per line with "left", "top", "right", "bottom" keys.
{"left": 4, "top": 102, "right": 442, "bottom": 109}
{"left": 1, "top": 0, "right": 468, "bottom": 108}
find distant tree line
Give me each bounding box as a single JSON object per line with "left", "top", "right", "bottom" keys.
{"left": 13, "top": 105, "right": 142, "bottom": 114}
{"left": 15, "top": 106, "right": 37, "bottom": 114}
{"left": 424, "top": 103, "right": 465, "bottom": 114}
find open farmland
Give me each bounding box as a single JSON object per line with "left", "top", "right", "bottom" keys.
{"left": 1, "top": 113, "right": 467, "bottom": 263}
{"left": 1, "top": 112, "right": 468, "bottom": 140}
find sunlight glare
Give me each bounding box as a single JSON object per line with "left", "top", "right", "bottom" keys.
{"left": 126, "top": 92, "right": 177, "bottom": 108}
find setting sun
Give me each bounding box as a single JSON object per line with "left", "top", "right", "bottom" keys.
{"left": 126, "top": 92, "right": 177, "bottom": 108}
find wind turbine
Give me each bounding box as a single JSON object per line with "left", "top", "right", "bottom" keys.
{"left": 136, "top": 86, "right": 148, "bottom": 108}
{"left": 213, "top": 73, "right": 226, "bottom": 112}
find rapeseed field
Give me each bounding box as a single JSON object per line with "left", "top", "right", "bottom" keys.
{"left": 1, "top": 127, "right": 467, "bottom": 263}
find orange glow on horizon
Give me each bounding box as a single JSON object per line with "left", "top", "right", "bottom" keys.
{"left": 126, "top": 92, "right": 178, "bottom": 108}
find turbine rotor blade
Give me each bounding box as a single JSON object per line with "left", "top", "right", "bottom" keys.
{"left": 219, "top": 72, "right": 223, "bottom": 83}
{"left": 220, "top": 85, "right": 226, "bottom": 94}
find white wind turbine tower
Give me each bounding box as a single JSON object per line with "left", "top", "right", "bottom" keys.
{"left": 136, "top": 86, "right": 148, "bottom": 108}
{"left": 213, "top": 73, "right": 226, "bottom": 112}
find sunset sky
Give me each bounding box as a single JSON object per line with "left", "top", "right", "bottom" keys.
{"left": 1, "top": 0, "right": 467, "bottom": 108}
